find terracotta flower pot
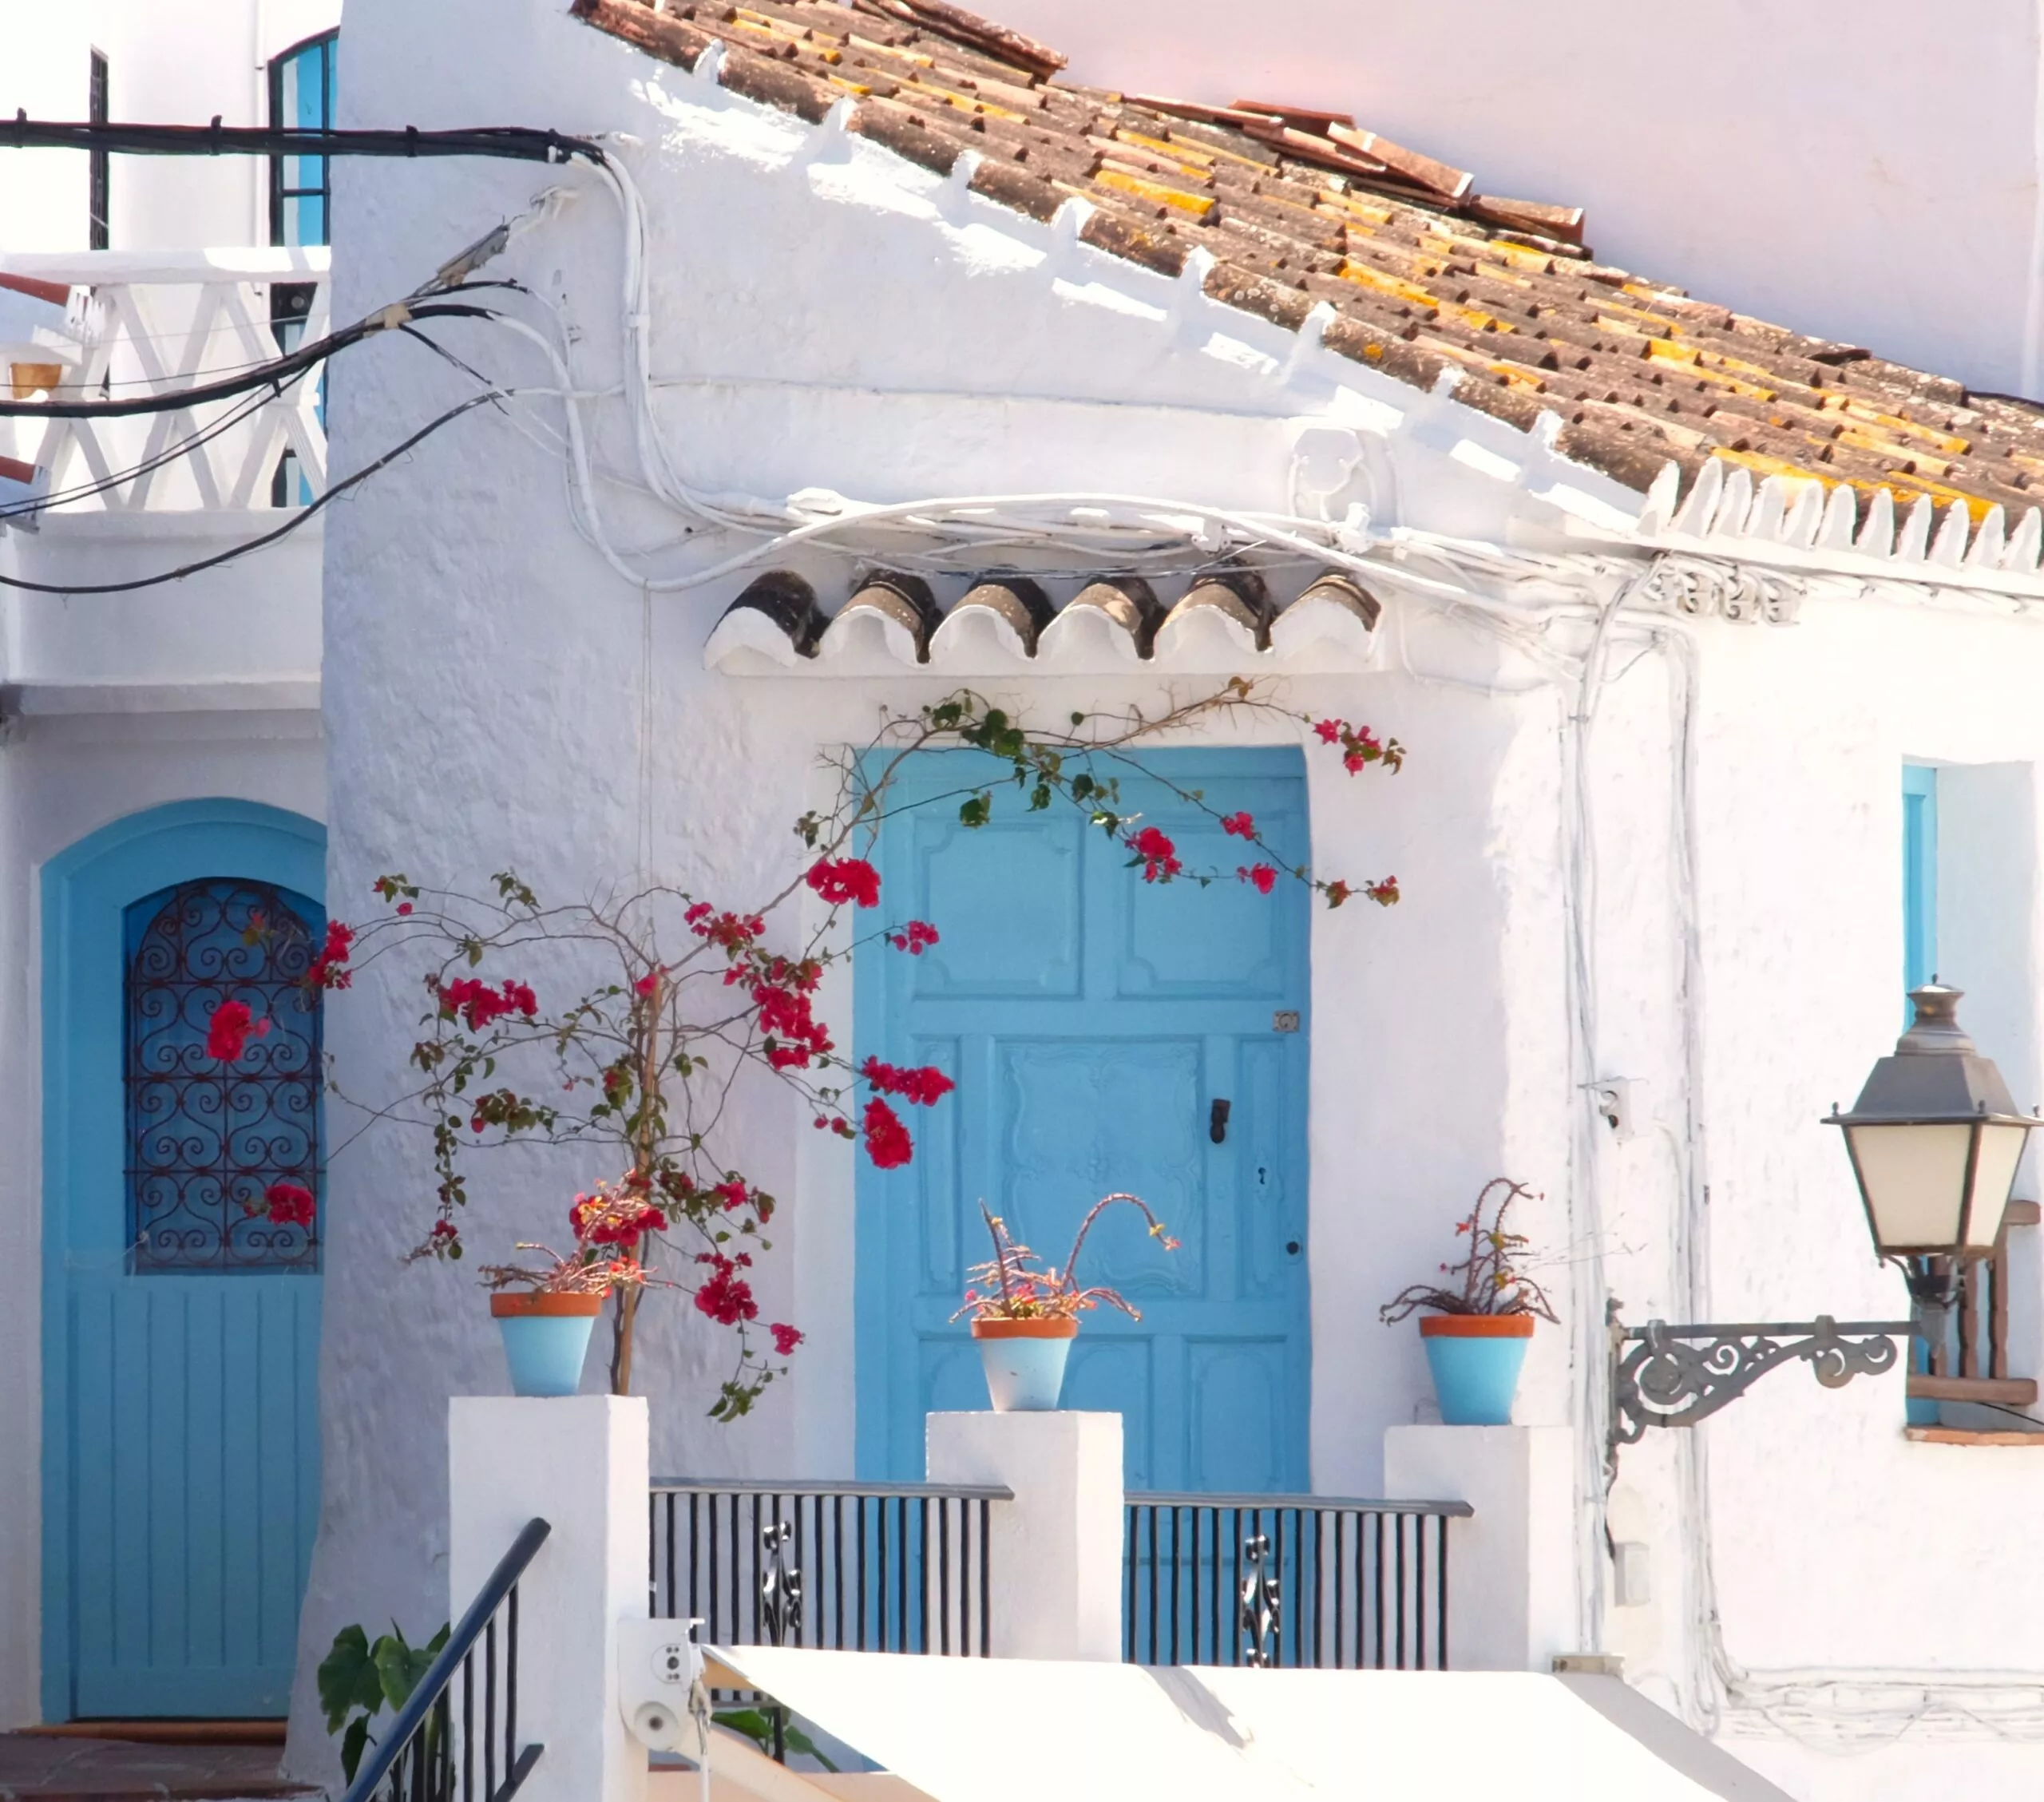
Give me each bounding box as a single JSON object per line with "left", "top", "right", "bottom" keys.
{"left": 970, "top": 1316, "right": 1079, "bottom": 1412}
{"left": 491, "top": 1290, "right": 604, "bottom": 1397}
{"left": 1418, "top": 1313, "right": 1535, "bottom": 1425}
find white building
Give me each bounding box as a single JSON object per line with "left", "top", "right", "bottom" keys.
{"left": 6, "top": 3, "right": 2044, "bottom": 1800}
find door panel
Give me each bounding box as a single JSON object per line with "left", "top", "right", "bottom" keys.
{"left": 42, "top": 803, "right": 325, "bottom": 1720}
{"left": 858, "top": 750, "right": 1311, "bottom": 1491}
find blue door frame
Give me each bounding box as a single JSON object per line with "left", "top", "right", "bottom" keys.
{"left": 854, "top": 749, "right": 1313, "bottom": 1491}
{"left": 42, "top": 799, "right": 326, "bottom": 1720}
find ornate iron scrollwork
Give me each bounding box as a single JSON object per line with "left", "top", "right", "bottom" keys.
{"left": 1238, "top": 1532, "right": 1281, "bottom": 1668}
{"left": 759, "top": 1520, "right": 802, "bottom": 1648}
{"left": 125, "top": 877, "right": 323, "bottom": 1272}
{"left": 1608, "top": 1309, "right": 1913, "bottom": 1475}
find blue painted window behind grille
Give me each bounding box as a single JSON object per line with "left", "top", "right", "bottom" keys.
{"left": 1903, "top": 765, "right": 1939, "bottom": 995}
{"left": 124, "top": 879, "right": 323, "bottom": 1272}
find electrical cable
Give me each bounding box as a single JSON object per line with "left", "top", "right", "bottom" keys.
{"left": 0, "top": 391, "right": 497, "bottom": 593}
{"left": 1, "top": 117, "right": 600, "bottom": 167}
{"left": 0, "top": 300, "right": 494, "bottom": 418}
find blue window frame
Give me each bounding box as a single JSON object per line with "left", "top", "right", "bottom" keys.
{"left": 1903, "top": 764, "right": 1939, "bottom": 994}
{"left": 267, "top": 31, "right": 338, "bottom": 248}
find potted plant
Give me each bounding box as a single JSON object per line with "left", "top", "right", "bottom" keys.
{"left": 479, "top": 1180, "right": 664, "bottom": 1397}
{"left": 953, "top": 1194, "right": 1178, "bottom": 1412}
{"left": 1379, "top": 1178, "right": 1558, "bottom": 1426}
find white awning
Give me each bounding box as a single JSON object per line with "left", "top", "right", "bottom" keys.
{"left": 692, "top": 1647, "right": 1793, "bottom": 1802}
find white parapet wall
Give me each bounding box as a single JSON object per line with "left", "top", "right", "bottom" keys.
{"left": 1384, "top": 1424, "right": 1578, "bottom": 1673}
{"left": 450, "top": 1396, "right": 652, "bottom": 1802}
{"left": 925, "top": 1411, "right": 1123, "bottom": 1662}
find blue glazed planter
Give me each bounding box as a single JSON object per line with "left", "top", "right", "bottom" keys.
{"left": 972, "top": 1319, "right": 1078, "bottom": 1411}
{"left": 1420, "top": 1317, "right": 1534, "bottom": 1425}
{"left": 492, "top": 1294, "right": 602, "bottom": 1397}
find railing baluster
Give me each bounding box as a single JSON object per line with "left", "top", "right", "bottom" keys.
{"left": 937, "top": 1495, "right": 951, "bottom": 1656}
{"left": 1394, "top": 1514, "right": 1408, "bottom": 1669}
{"left": 504, "top": 1583, "right": 518, "bottom": 1783}
{"left": 482, "top": 1617, "right": 497, "bottom": 1802}
{"left": 1436, "top": 1513, "right": 1451, "bottom": 1670}
{"left": 1372, "top": 1511, "right": 1385, "bottom": 1670}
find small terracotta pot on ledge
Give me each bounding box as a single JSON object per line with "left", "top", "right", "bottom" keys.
{"left": 1418, "top": 1313, "right": 1535, "bottom": 1426}
{"left": 491, "top": 1290, "right": 604, "bottom": 1397}
{"left": 969, "top": 1315, "right": 1078, "bottom": 1412}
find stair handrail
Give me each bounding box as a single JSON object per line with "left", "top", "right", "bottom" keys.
{"left": 341, "top": 1515, "right": 552, "bottom": 1802}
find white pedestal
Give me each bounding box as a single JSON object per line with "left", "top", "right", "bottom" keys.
{"left": 925, "top": 1411, "right": 1123, "bottom": 1661}
{"left": 450, "top": 1396, "right": 650, "bottom": 1802}
{"left": 1383, "top": 1424, "right": 1576, "bottom": 1673}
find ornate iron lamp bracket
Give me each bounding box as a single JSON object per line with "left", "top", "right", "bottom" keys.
{"left": 1606, "top": 1305, "right": 1914, "bottom": 1477}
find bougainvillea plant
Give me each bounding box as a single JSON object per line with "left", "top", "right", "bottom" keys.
{"left": 1377, "top": 1177, "right": 1559, "bottom": 1323}
{"left": 953, "top": 1194, "right": 1181, "bottom": 1324}
{"left": 206, "top": 680, "right": 1403, "bottom": 1419}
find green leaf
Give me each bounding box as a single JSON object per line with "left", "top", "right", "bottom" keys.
{"left": 374, "top": 1621, "right": 446, "bottom": 1712}
{"left": 712, "top": 1710, "right": 838, "bottom": 1772}
{"left": 340, "top": 1715, "right": 374, "bottom": 1784}
{"left": 318, "top": 1624, "right": 384, "bottom": 1734}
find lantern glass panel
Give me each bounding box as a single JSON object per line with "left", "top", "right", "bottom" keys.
{"left": 1845, "top": 1123, "right": 1971, "bottom": 1250}
{"left": 1966, "top": 1123, "right": 2029, "bottom": 1249}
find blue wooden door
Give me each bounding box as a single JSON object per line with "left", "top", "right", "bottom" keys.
{"left": 43, "top": 802, "right": 325, "bottom": 1719}
{"left": 857, "top": 750, "right": 1311, "bottom": 1491}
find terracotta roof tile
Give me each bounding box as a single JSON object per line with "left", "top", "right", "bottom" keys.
{"left": 571, "top": 0, "right": 2044, "bottom": 540}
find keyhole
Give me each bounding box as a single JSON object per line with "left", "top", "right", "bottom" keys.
{"left": 1257, "top": 1165, "right": 1269, "bottom": 1187}
{"left": 1285, "top": 1240, "right": 1301, "bottom": 1257}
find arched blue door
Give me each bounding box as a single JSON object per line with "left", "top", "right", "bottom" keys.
{"left": 42, "top": 801, "right": 325, "bottom": 1719}
{"left": 856, "top": 750, "right": 1312, "bottom": 1490}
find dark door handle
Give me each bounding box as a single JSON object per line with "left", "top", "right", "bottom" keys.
{"left": 1209, "top": 1098, "right": 1231, "bottom": 1143}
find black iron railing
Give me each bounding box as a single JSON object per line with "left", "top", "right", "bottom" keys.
{"left": 1123, "top": 1494, "right": 1471, "bottom": 1670}
{"left": 341, "top": 1517, "right": 551, "bottom": 1802}
{"left": 650, "top": 1479, "right": 1010, "bottom": 1656}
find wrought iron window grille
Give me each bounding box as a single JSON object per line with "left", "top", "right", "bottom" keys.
{"left": 124, "top": 877, "right": 323, "bottom": 1273}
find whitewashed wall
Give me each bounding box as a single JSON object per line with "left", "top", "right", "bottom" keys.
{"left": 0, "top": 0, "right": 340, "bottom": 251}
{"left": 993, "top": 0, "right": 2044, "bottom": 401}
{"left": 306, "top": 3, "right": 2044, "bottom": 1799}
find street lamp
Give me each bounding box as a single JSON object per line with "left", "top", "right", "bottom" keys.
{"left": 1607, "top": 984, "right": 2040, "bottom": 1467}
{"left": 1825, "top": 984, "right": 2041, "bottom": 1329}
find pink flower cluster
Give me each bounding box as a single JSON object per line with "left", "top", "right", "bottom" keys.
{"left": 1313, "top": 717, "right": 1404, "bottom": 774}
{"left": 863, "top": 1098, "right": 914, "bottom": 1170}
{"left": 438, "top": 976, "right": 539, "bottom": 1032}
{"left": 695, "top": 1250, "right": 759, "bottom": 1325}
{"left": 888, "top": 920, "right": 940, "bottom": 954}
{"left": 1127, "top": 826, "right": 1182, "bottom": 883}
{"left": 257, "top": 1181, "right": 315, "bottom": 1229}
{"left": 862, "top": 1055, "right": 957, "bottom": 1107}
{"left": 307, "top": 921, "right": 355, "bottom": 991}
{"left": 806, "top": 857, "right": 881, "bottom": 909}
{"left": 1237, "top": 864, "right": 1278, "bottom": 894}
{"left": 205, "top": 999, "right": 271, "bottom": 1062}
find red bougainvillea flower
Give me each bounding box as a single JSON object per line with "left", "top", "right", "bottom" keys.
{"left": 1126, "top": 826, "right": 1182, "bottom": 883}
{"left": 770, "top": 1322, "right": 804, "bottom": 1356}
{"left": 862, "top": 1097, "right": 914, "bottom": 1169}
{"left": 438, "top": 976, "right": 539, "bottom": 1032}
{"left": 752, "top": 980, "right": 832, "bottom": 1070}
{"left": 862, "top": 1055, "right": 956, "bottom": 1107}
{"left": 633, "top": 967, "right": 665, "bottom": 996}
{"left": 306, "top": 920, "right": 355, "bottom": 990}
{"left": 807, "top": 857, "right": 881, "bottom": 909}
{"left": 694, "top": 1252, "right": 759, "bottom": 1325}
{"left": 1237, "top": 864, "right": 1278, "bottom": 895}
{"left": 396, "top": 902, "right": 414, "bottom": 916}
{"left": 1367, "top": 877, "right": 1400, "bottom": 905}
{"left": 570, "top": 1183, "right": 668, "bottom": 1249}
{"left": 688, "top": 906, "right": 764, "bottom": 951}
{"left": 712, "top": 1178, "right": 751, "bottom": 1213}
{"left": 430, "top": 1219, "right": 460, "bottom": 1247}
{"left": 1324, "top": 881, "right": 1352, "bottom": 908}
{"left": 204, "top": 999, "right": 271, "bottom": 1062}
{"left": 259, "top": 1181, "right": 315, "bottom": 1229}
{"left": 1315, "top": 717, "right": 1405, "bottom": 774}
{"left": 887, "top": 920, "right": 941, "bottom": 954}
{"left": 1221, "top": 812, "right": 1255, "bottom": 839}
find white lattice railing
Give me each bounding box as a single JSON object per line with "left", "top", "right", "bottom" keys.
{"left": 0, "top": 247, "right": 331, "bottom": 516}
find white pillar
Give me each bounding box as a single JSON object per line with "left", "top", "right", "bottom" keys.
{"left": 925, "top": 1411, "right": 1123, "bottom": 1661}
{"left": 450, "top": 1396, "right": 650, "bottom": 1802}
{"left": 1383, "top": 1424, "right": 1577, "bottom": 1673}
